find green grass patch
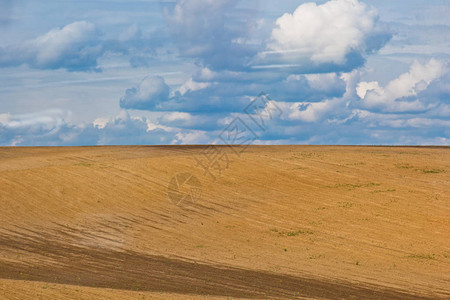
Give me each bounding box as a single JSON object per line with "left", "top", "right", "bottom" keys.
{"left": 344, "top": 162, "right": 366, "bottom": 166}
{"left": 371, "top": 189, "right": 396, "bottom": 193}
{"left": 396, "top": 163, "right": 445, "bottom": 174}
{"left": 326, "top": 182, "right": 381, "bottom": 190}
{"left": 271, "top": 228, "right": 313, "bottom": 236}
{"left": 338, "top": 202, "right": 354, "bottom": 208}
{"left": 419, "top": 168, "right": 445, "bottom": 174}
{"left": 406, "top": 254, "right": 436, "bottom": 260}
{"left": 316, "top": 206, "right": 328, "bottom": 210}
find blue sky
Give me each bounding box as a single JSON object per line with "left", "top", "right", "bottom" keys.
{"left": 0, "top": 0, "right": 449, "bottom": 146}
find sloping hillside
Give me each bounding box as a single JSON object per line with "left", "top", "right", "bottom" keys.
{"left": 0, "top": 146, "right": 449, "bottom": 299}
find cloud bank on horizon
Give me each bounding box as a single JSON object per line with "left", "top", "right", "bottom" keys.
{"left": 0, "top": 0, "right": 449, "bottom": 146}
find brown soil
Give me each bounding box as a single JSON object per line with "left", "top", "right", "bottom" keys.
{"left": 0, "top": 145, "right": 449, "bottom": 299}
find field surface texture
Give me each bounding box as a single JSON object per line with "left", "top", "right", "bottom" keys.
{"left": 0, "top": 146, "right": 449, "bottom": 299}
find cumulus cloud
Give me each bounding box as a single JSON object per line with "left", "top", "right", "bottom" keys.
{"left": 120, "top": 76, "right": 170, "bottom": 110}
{"left": 158, "top": 111, "right": 240, "bottom": 132}
{"left": 357, "top": 59, "right": 446, "bottom": 112}
{"left": 164, "top": 0, "right": 257, "bottom": 70}
{"left": 177, "top": 78, "right": 211, "bottom": 96}
{"left": 270, "top": 72, "right": 358, "bottom": 123}
{"left": 93, "top": 111, "right": 169, "bottom": 145}
{"left": 0, "top": 110, "right": 197, "bottom": 146}
{"left": 279, "top": 73, "right": 347, "bottom": 101}
{"left": 0, "top": 109, "right": 73, "bottom": 146}
{"left": 164, "top": 0, "right": 390, "bottom": 74}
{"left": 287, "top": 99, "right": 344, "bottom": 123}
{"left": 120, "top": 68, "right": 348, "bottom": 115}
{"left": 257, "top": 0, "right": 390, "bottom": 72}
{"left": 115, "top": 6, "right": 446, "bottom": 145}
{"left": 0, "top": 21, "right": 103, "bottom": 71}
{"left": 172, "top": 131, "right": 211, "bottom": 144}
{"left": 2, "top": 0, "right": 448, "bottom": 146}
{"left": 0, "top": 109, "right": 70, "bottom": 130}
{"left": 137, "top": 0, "right": 390, "bottom": 119}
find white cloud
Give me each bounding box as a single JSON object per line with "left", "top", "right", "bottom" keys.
{"left": 287, "top": 99, "right": 343, "bottom": 122}
{"left": 358, "top": 59, "right": 445, "bottom": 112}
{"left": 0, "top": 110, "right": 181, "bottom": 146}
{"left": 0, "top": 113, "right": 11, "bottom": 124}
{"left": 172, "top": 131, "right": 210, "bottom": 144}
{"left": 0, "top": 21, "right": 103, "bottom": 71}
{"left": 197, "top": 67, "right": 217, "bottom": 81}
{"left": 356, "top": 81, "right": 381, "bottom": 99}
{"left": 164, "top": 112, "right": 192, "bottom": 122}
{"left": 93, "top": 117, "right": 109, "bottom": 129}
{"left": 1, "top": 0, "right": 448, "bottom": 147}
{"left": 346, "top": 109, "right": 450, "bottom": 129}
{"left": 260, "top": 0, "right": 388, "bottom": 71}
{"left": 303, "top": 73, "right": 347, "bottom": 96}
{"left": 0, "top": 109, "right": 75, "bottom": 146}
{"left": 177, "top": 77, "right": 211, "bottom": 96}
{"left": 0, "top": 109, "right": 71, "bottom": 130}
{"left": 31, "top": 22, "right": 98, "bottom": 67}
{"left": 120, "top": 76, "right": 170, "bottom": 110}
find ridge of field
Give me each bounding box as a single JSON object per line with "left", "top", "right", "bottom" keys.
{"left": 0, "top": 146, "right": 449, "bottom": 299}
